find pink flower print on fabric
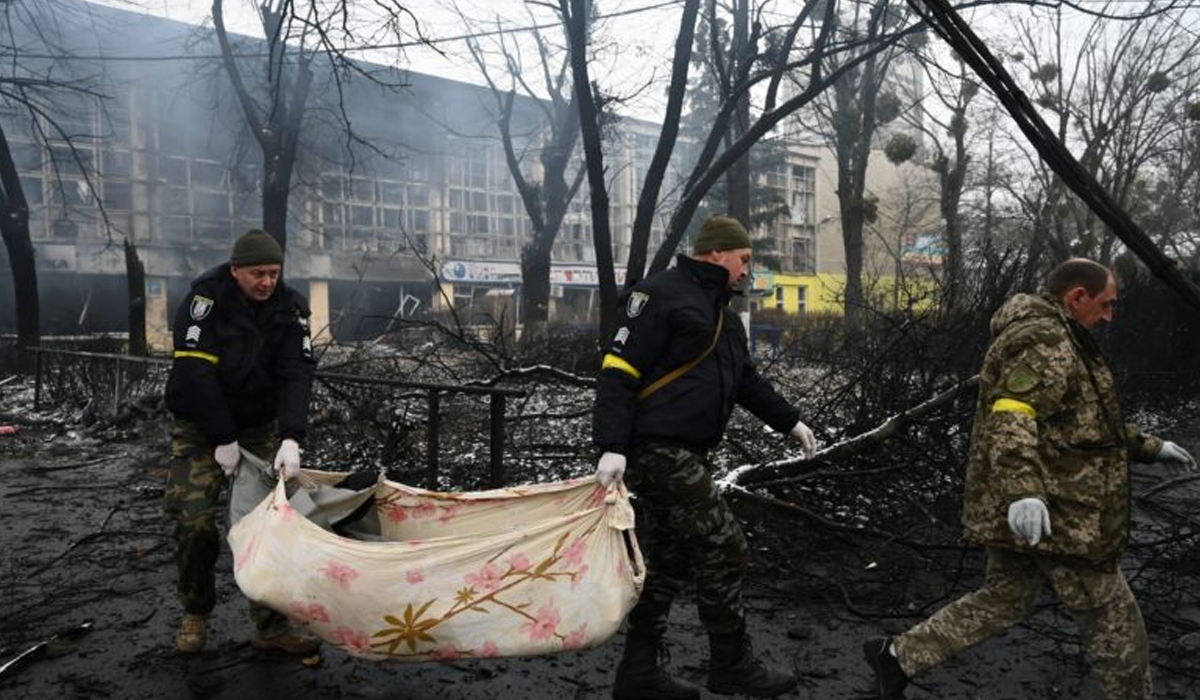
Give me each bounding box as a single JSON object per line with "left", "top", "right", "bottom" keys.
{"left": 521, "top": 602, "right": 561, "bottom": 641}
{"left": 329, "top": 627, "right": 372, "bottom": 653}
{"left": 415, "top": 501, "right": 437, "bottom": 519}
{"left": 563, "top": 624, "right": 589, "bottom": 650}
{"left": 478, "top": 640, "right": 500, "bottom": 658}
{"left": 506, "top": 553, "right": 532, "bottom": 573}
{"left": 287, "top": 601, "right": 330, "bottom": 624}
{"left": 437, "top": 504, "right": 461, "bottom": 524}
{"left": 464, "top": 562, "right": 504, "bottom": 592}
{"left": 428, "top": 643, "right": 461, "bottom": 661}
{"left": 383, "top": 504, "right": 408, "bottom": 523}
{"left": 405, "top": 570, "right": 425, "bottom": 584}
{"left": 320, "top": 560, "right": 360, "bottom": 590}
{"left": 562, "top": 538, "right": 587, "bottom": 566}
{"left": 277, "top": 502, "right": 297, "bottom": 522}
{"left": 571, "top": 564, "right": 590, "bottom": 591}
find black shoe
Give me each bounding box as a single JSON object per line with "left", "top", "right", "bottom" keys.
{"left": 863, "top": 637, "right": 908, "bottom": 699}
{"left": 707, "top": 628, "right": 798, "bottom": 697}
{"left": 613, "top": 635, "right": 700, "bottom": 700}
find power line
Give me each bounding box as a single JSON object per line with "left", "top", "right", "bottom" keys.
{"left": 11, "top": 0, "right": 686, "bottom": 63}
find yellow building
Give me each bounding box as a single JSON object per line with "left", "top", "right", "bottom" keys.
{"left": 751, "top": 269, "right": 846, "bottom": 314}
{"left": 752, "top": 267, "right": 938, "bottom": 316}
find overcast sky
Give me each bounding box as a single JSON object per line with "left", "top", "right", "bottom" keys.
{"left": 88, "top": 0, "right": 683, "bottom": 120}
{"left": 82, "top": 0, "right": 1200, "bottom": 129}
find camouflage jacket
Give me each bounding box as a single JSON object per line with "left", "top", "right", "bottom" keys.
{"left": 960, "top": 293, "right": 1162, "bottom": 562}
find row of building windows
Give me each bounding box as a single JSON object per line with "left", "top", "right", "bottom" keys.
{"left": 4, "top": 90, "right": 823, "bottom": 271}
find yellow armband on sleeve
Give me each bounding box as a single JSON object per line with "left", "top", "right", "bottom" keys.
{"left": 601, "top": 353, "right": 641, "bottom": 379}
{"left": 174, "top": 350, "right": 220, "bottom": 365}
{"left": 992, "top": 397, "right": 1036, "bottom": 419}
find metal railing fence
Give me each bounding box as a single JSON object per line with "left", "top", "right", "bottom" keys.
{"left": 25, "top": 346, "right": 525, "bottom": 488}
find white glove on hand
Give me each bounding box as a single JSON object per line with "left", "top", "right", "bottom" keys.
{"left": 1007, "top": 497, "right": 1052, "bottom": 546}
{"left": 214, "top": 441, "right": 241, "bottom": 477}
{"left": 790, "top": 419, "right": 816, "bottom": 459}
{"left": 1156, "top": 441, "right": 1196, "bottom": 471}
{"left": 596, "top": 452, "right": 626, "bottom": 487}
{"left": 273, "top": 438, "right": 302, "bottom": 480}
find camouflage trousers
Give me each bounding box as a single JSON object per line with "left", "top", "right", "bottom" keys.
{"left": 624, "top": 440, "right": 749, "bottom": 639}
{"left": 163, "top": 418, "right": 287, "bottom": 633}
{"left": 894, "top": 546, "right": 1150, "bottom": 700}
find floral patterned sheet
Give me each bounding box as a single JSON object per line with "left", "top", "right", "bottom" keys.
{"left": 228, "top": 468, "right": 644, "bottom": 661}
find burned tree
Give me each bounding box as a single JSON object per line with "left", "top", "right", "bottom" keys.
{"left": 466, "top": 8, "right": 588, "bottom": 334}
{"left": 801, "top": 0, "right": 915, "bottom": 324}
{"left": 0, "top": 118, "right": 36, "bottom": 366}
{"left": 560, "top": 0, "right": 924, "bottom": 333}
{"left": 0, "top": 1, "right": 125, "bottom": 366}
{"left": 1004, "top": 4, "right": 1200, "bottom": 264}
{"left": 212, "top": 0, "right": 314, "bottom": 250}
{"left": 889, "top": 50, "right": 980, "bottom": 310}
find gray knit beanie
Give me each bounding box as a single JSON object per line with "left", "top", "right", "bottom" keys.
{"left": 693, "top": 215, "right": 752, "bottom": 254}
{"left": 230, "top": 229, "right": 284, "bottom": 266}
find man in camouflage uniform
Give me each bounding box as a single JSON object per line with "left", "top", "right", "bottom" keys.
{"left": 593, "top": 215, "right": 819, "bottom": 699}
{"left": 164, "top": 229, "right": 320, "bottom": 655}
{"left": 864, "top": 258, "right": 1196, "bottom": 699}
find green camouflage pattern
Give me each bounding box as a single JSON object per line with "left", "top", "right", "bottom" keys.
{"left": 163, "top": 418, "right": 288, "bottom": 633}
{"left": 895, "top": 547, "right": 1150, "bottom": 700}
{"left": 960, "top": 293, "right": 1162, "bottom": 562}
{"left": 624, "top": 440, "right": 749, "bottom": 638}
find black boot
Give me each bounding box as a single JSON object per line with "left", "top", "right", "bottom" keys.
{"left": 612, "top": 634, "right": 701, "bottom": 700}
{"left": 707, "top": 626, "right": 798, "bottom": 697}
{"left": 862, "top": 637, "right": 908, "bottom": 698}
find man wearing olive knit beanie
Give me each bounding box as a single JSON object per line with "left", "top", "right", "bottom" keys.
{"left": 593, "top": 214, "right": 819, "bottom": 699}
{"left": 163, "top": 229, "right": 320, "bottom": 656}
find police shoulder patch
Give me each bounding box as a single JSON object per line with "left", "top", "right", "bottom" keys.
{"left": 190, "top": 295, "right": 214, "bottom": 321}
{"left": 1002, "top": 363, "right": 1040, "bottom": 394}
{"left": 627, "top": 291, "right": 650, "bottom": 318}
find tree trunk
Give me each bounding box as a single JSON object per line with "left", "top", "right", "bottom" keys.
{"left": 562, "top": 0, "right": 616, "bottom": 341}
{"left": 840, "top": 202, "right": 865, "bottom": 323}
{"left": 213, "top": 0, "right": 313, "bottom": 254}
{"left": 520, "top": 245, "right": 551, "bottom": 334}
{"left": 124, "top": 238, "right": 147, "bottom": 357}
{"left": 0, "top": 120, "right": 39, "bottom": 371}
{"left": 625, "top": 0, "right": 700, "bottom": 287}
{"left": 262, "top": 164, "right": 290, "bottom": 250}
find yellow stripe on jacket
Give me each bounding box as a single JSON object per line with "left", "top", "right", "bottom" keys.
{"left": 601, "top": 353, "right": 641, "bottom": 379}
{"left": 174, "top": 350, "right": 220, "bottom": 365}
{"left": 992, "top": 397, "right": 1036, "bottom": 418}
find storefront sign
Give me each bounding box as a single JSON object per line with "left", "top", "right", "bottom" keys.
{"left": 441, "top": 260, "right": 627, "bottom": 287}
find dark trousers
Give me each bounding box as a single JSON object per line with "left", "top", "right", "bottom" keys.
{"left": 625, "top": 440, "right": 749, "bottom": 639}
{"left": 163, "top": 418, "right": 286, "bottom": 632}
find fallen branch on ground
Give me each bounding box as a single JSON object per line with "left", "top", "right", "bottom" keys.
{"left": 721, "top": 375, "right": 979, "bottom": 488}
{"left": 0, "top": 620, "right": 93, "bottom": 681}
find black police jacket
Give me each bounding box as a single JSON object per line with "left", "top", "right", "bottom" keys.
{"left": 164, "top": 264, "right": 316, "bottom": 446}
{"left": 593, "top": 255, "right": 799, "bottom": 453}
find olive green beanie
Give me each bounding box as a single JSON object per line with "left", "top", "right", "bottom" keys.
{"left": 693, "top": 215, "right": 752, "bottom": 254}
{"left": 230, "top": 229, "right": 284, "bottom": 266}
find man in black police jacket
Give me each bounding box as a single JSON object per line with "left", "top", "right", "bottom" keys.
{"left": 163, "top": 229, "right": 319, "bottom": 655}
{"left": 593, "top": 215, "right": 818, "bottom": 699}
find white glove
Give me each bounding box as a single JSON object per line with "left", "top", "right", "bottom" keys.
{"left": 214, "top": 441, "right": 241, "bottom": 477}
{"left": 1007, "top": 497, "right": 1052, "bottom": 546}
{"left": 273, "top": 438, "right": 302, "bottom": 480}
{"left": 1156, "top": 441, "right": 1196, "bottom": 471}
{"left": 595, "top": 452, "right": 626, "bottom": 487}
{"left": 790, "top": 419, "right": 816, "bottom": 459}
